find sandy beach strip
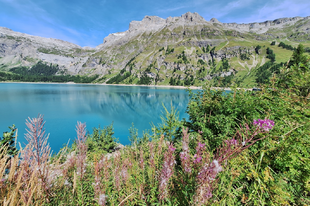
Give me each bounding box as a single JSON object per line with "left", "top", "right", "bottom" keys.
{"left": 0, "top": 81, "right": 252, "bottom": 91}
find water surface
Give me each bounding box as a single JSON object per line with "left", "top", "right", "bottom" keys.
{"left": 0, "top": 83, "right": 192, "bottom": 153}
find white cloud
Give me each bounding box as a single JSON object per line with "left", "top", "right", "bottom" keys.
{"left": 157, "top": 5, "right": 187, "bottom": 13}
{"left": 241, "top": 0, "right": 310, "bottom": 23}
{"left": 211, "top": 0, "right": 256, "bottom": 19}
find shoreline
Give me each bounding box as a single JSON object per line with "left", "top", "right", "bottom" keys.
{"left": 0, "top": 81, "right": 252, "bottom": 91}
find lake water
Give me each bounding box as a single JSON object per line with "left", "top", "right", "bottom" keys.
{"left": 0, "top": 83, "right": 192, "bottom": 153}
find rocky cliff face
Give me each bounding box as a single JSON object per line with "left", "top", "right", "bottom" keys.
{"left": 0, "top": 27, "right": 95, "bottom": 74}
{"left": 99, "top": 12, "right": 210, "bottom": 49}
{"left": 0, "top": 12, "right": 309, "bottom": 80}
{"left": 219, "top": 17, "right": 306, "bottom": 34}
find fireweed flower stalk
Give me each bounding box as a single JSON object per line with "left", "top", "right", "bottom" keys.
{"left": 193, "top": 120, "right": 274, "bottom": 205}
{"left": 159, "top": 143, "right": 176, "bottom": 200}
{"left": 113, "top": 151, "right": 122, "bottom": 192}
{"left": 94, "top": 155, "right": 106, "bottom": 206}
{"left": 76, "top": 122, "right": 87, "bottom": 180}
{"left": 61, "top": 151, "right": 76, "bottom": 179}
{"left": 24, "top": 115, "right": 51, "bottom": 167}
{"left": 22, "top": 114, "right": 52, "bottom": 201}
{"left": 149, "top": 142, "right": 156, "bottom": 178}
{"left": 180, "top": 128, "right": 192, "bottom": 173}
{"left": 193, "top": 142, "right": 206, "bottom": 164}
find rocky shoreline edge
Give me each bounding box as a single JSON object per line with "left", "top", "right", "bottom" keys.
{"left": 0, "top": 81, "right": 253, "bottom": 91}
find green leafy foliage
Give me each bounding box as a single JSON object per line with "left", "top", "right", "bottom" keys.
{"left": 278, "top": 41, "right": 295, "bottom": 51}
{"left": 266, "top": 47, "right": 276, "bottom": 62}
{"left": 221, "top": 57, "right": 230, "bottom": 71}
{"left": 212, "top": 74, "right": 234, "bottom": 87}
{"left": 177, "top": 51, "right": 190, "bottom": 64}
{"left": 153, "top": 103, "right": 182, "bottom": 142}
{"left": 183, "top": 75, "right": 194, "bottom": 86}
{"left": 278, "top": 44, "right": 310, "bottom": 97}
{"left": 197, "top": 59, "right": 205, "bottom": 65}
{"left": 137, "top": 72, "right": 152, "bottom": 85}
{"left": 185, "top": 88, "right": 265, "bottom": 150}
{"left": 255, "top": 61, "right": 283, "bottom": 84}
{"left": 0, "top": 125, "right": 18, "bottom": 157}
{"left": 87, "top": 123, "right": 118, "bottom": 154}
{"left": 10, "top": 61, "right": 59, "bottom": 76}
{"left": 255, "top": 45, "right": 261, "bottom": 54}
{"left": 165, "top": 46, "right": 174, "bottom": 55}
{"left": 106, "top": 71, "right": 131, "bottom": 84}
{"left": 169, "top": 76, "right": 182, "bottom": 86}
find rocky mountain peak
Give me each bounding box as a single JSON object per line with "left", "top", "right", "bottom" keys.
{"left": 180, "top": 12, "right": 206, "bottom": 23}
{"left": 142, "top": 15, "right": 165, "bottom": 24}
{"left": 210, "top": 18, "right": 221, "bottom": 24}
{"left": 129, "top": 15, "right": 165, "bottom": 31}
{"left": 0, "top": 27, "right": 13, "bottom": 32}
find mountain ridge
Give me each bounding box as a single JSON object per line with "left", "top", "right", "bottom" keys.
{"left": 1, "top": 12, "right": 310, "bottom": 87}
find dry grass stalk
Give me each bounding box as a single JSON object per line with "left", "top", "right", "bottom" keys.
{"left": 8, "top": 155, "right": 19, "bottom": 182}
{"left": 0, "top": 146, "right": 9, "bottom": 178}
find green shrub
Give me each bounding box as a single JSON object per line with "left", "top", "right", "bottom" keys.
{"left": 87, "top": 123, "right": 118, "bottom": 154}
{"left": 0, "top": 125, "right": 18, "bottom": 157}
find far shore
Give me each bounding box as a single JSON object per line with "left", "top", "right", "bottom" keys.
{"left": 0, "top": 81, "right": 253, "bottom": 91}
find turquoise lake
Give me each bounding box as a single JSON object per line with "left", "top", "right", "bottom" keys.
{"left": 0, "top": 83, "right": 193, "bottom": 153}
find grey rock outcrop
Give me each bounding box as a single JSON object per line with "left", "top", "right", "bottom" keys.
{"left": 210, "top": 18, "right": 221, "bottom": 24}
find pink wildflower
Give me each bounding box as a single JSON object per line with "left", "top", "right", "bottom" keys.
{"left": 253, "top": 119, "right": 275, "bottom": 131}
{"left": 193, "top": 142, "right": 205, "bottom": 164}
{"left": 194, "top": 120, "right": 273, "bottom": 204}
{"left": 196, "top": 142, "right": 205, "bottom": 151}
{"left": 193, "top": 155, "right": 202, "bottom": 164}
{"left": 169, "top": 144, "right": 176, "bottom": 152}
{"left": 159, "top": 143, "right": 176, "bottom": 200}
{"left": 75, "top": 122, "right": 87, "bottom": 179}
{"left": 180, "top": 128, "right": 192, "bottom": 173}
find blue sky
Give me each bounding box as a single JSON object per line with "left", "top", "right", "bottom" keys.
{"left": 1, "top": 0, "right": 309, "bottom": 47}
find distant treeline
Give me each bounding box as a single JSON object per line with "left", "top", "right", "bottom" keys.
{"left": 0, "top": 71, "right": 99, "bottom": 83}
{"left": 276, "top": 41, "right": 310, "bottom": 53}
{"left": 106, "top": 68, "right": 131, "bottom": 84}
{"left": 10, "top": 61, "right": 59, "bottom": 76}
{"left": 0, "top": 61, "right": 98, "bottom": 83}
{"left": 278, "top": 42, "right": 295, "bottom": 51}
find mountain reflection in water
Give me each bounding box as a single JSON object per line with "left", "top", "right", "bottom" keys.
{"left": 0, "top": 83, "right": 192, "bottom": 153}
